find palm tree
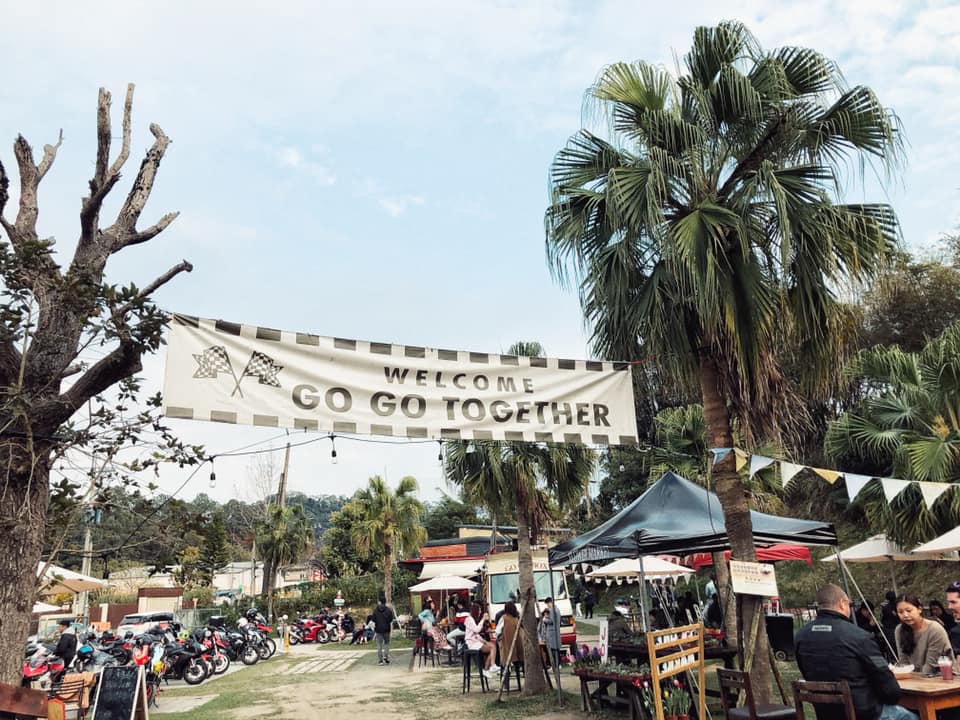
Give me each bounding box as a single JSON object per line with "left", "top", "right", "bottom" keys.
{"left": 446, "top": 341, "right": 597, "bottom": 697}
{"left": 351, "top": 475, "right": 426, "bottom": 606}
{"left": 826, "top": 322, "right": 960, "bottom": 545}
{"left": 545, "top": 22, "right": 901, "bottom": 699}
{"left": 256, "top": 504, "right": 313, "bottom": 619}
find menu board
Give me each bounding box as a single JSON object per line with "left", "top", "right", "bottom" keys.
{"left": 729, "top": 560, "right": 779, "bottom": 597}
{"left": 90, "top": 665, "right": 148, "bottom": 720}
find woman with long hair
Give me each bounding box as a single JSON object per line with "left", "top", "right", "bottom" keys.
{"left": 419, "top": 597, "right": 451, "bottom": 651}
{"left": 464, "top": 602, "right": 499, "bottom": 677}
{"left": 498, "top": 601, "right": 523, "bottom": 667}
{"left": 895, "top": 594, "right": 954, "bottom": 674}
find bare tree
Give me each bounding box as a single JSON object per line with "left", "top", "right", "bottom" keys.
{"left": 0, "top": 84, "right": 193, "bottom": 683}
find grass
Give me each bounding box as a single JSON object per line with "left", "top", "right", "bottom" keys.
{"left": 479, "top": 689, "right": 580, "bottom": 718}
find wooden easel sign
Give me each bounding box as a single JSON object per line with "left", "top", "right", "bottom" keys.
{"left": 90, "top": 664, "right": 149, "bottom": 720}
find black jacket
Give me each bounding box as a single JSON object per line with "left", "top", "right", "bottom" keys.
{"left": 54, "top": 629, "right": 78, "bottom": 666}
{"left": 372, "top": 603, "right": 395, "bottom": 634}
{"left": 796, "top": 609, "right": 901, "bottom": 720}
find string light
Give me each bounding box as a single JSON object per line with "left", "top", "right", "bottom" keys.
{"left": 209, "top": 457, "right": 217, "bottom": 488}
{"left": 330, "top": 434, "right": 338, "bottom": 464}
{"left": 437, "top": 440, "right": 443, "bottom": 465}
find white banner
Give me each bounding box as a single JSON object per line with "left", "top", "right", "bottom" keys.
{"left": 729, "top": 560, "right": 779, "bottom": 597}
{"left": 162, "top": 314, "right": 639, "bottom": 444}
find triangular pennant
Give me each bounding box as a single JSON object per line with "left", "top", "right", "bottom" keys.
{"left": 780, "top": 461, "right": 805, "bottom": 489}
{"left": 711, "top": 448, "right": 732, "bottom": 465}
{"left": 812, "top": 467, "right": 843, "bottom": 485}
{"left": 918, "top": 481, "right": 952, "bottom": 510}
{"left": 749, "top": 455, "right": 776, "bottom": 478}
{"left": 844, "top": 473, "right": 874, "bottom": 502}
{"left": 881, "top": 478, "right": 912, "bottom": 503}
{"left": 734, "top": 449, "right": 748, "bottom": 471}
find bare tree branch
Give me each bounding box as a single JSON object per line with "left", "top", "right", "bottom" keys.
{"left": 108, "top": 123, "right": 171, "bottom": 250}
{"left": 113, "top": 260, "right": 193, "bottom": 321}
{"left": 36, "top": 131, "right": 63, "bottom": 181}
{"left": 0, "top": 158, "right": 11, "bottom": 240}
{"left": 59, "top": 340, "right": 142, "bottom": 417}
{"left": 94, "top": 88, "right": 111, "bottom": 187}
{"left": 11, "top": 137, "right": 39, "bottom": 244}
{"left": 121, "top": 212, "right": 179, "bottom": 248}
{"left": 107, "top": 84, "right": 134, "bottom": 179}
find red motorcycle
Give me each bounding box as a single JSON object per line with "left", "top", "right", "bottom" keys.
{"left": 22, "top": 645, "right": 65, "bottom": 688}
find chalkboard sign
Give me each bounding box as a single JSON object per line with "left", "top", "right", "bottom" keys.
{"left": 90, "top": 665, "right": 148, "bottom": 720}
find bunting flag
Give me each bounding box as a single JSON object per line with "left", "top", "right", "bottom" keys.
{"left": 734, "top": 448, "right": 748, "bottom": 471}
{"left": 748, "top": 455, "right": 776, "bottom": 478}
{"left": 711, "top": 448, "right": 733, "bottom": 465}
{"left": 881, "top": 478, "right": 912, "bottom": 503}
{"left": 844, "top": 474, "right": 875, "bottom": 502}
{"left": 918, "top": 482, "right": 953, "bottom": 510}
{"left": 812, "top": 467, "right": 843, "bottom": 485}
{"left": 780, "top": 462, "right": 805, "bottom": 489}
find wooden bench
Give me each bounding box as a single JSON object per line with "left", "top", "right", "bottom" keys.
{"left": 0, "top": 681, "right": 48, "bottom": 718}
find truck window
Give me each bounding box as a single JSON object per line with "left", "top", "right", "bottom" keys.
{"left": 489, "top": 571, "right": 568, "bottom": 603}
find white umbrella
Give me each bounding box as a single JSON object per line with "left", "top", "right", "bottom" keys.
{"left": 586, "top": 556, "right": 694, "bottom": 580}
{"left": 408, "top": 575, "right": 477, "bottom": 592}
{"left": 32, "top": 601, "right": 60, "bottom": 614}
{"left": 38, "top": 562, "right": 107, "bottom": 595}
{"left": 821, "top": 533, "right": 957, "bottom": 592}
{"left": 913, "top": 526, "right": 960, "bottom": 555}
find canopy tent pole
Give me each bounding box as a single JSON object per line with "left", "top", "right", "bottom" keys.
{"left": 636, "top": 537, "right": 649, "bottom": 633}
{"left": 837, "top": 554, "right": 898, "bottom": 659}
{"left": 547, "top": 568, "right": 563, "bottom": 706}
{"left": 834, "top": 546, "right": 854, "bottom": 621}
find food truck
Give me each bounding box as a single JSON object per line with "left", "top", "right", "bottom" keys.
{"left": 483, "top": 550, "right": 576, "bottom": 652}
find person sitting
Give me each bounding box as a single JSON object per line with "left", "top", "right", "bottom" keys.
{"left": 350, "top": 615, "right": 372, "bottom": 645}
{"left": 856, "top": 600, "right": 883, "bottom": 649}
{"left": 419, "top": 598, "right": 451, "bottom": 651}
{"left": 894, "top": 594, "right": 954, "bottom": 675}
{"left": 930, "top": 600, "right": 956, "bottom": 631}
{"left": 465, "top": 603, "right": 499, "bottom": 678}
{"left": 796, "top": 584, "right": 915, "bottom": 720}
{"left": 608, "top": 607, "right": 632, "bottom": 644}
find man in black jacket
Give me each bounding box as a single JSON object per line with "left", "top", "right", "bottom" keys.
{"left": 796, "top": 584, "right": 916, "bottom": 720}
{"left": 372, "top": 594, "right": 395, "bottom": 665}
{"left": 53, "top": 619, "right": 78, "bottom": 670}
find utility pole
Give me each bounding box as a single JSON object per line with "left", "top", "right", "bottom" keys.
{"left": 73, "top": 452, "right": 101, "bottom": 622}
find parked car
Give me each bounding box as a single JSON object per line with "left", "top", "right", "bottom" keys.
{"left": 116, "top": 612, "right": 175, "bottom": 636}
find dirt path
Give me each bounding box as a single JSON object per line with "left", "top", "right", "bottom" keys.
{"left": 155, "top": 644, "right": 586, "bottom": 720}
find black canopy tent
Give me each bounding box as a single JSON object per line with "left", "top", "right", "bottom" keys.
{"left": 549, "top": 471, "right": 837, "bottom": 567}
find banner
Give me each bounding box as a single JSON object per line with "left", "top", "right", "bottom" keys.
{"left": 162, "top": 314, "right": 639, "bottom": 444}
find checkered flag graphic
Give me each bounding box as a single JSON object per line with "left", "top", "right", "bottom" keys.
{"left": 232, "top": 351, "right": 283, "bottom": 397}
{"left": 193, "top": 346, "right": 233, "bottom": 379}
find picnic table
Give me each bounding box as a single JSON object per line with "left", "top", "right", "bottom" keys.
{"left": 575, "top": 669, "right": 648, "bottom": 720}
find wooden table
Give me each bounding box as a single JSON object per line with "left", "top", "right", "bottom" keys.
{"left": 575, "top": 670, "right": 647, "bottom": 720}
{"left": 609, "top": 642, "right": 738, "bottom": 670}
{"left": 897, "top": 674, "right": 960, "bottom": 720}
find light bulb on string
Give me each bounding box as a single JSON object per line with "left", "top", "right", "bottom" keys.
{"left": 330, "top": 434, "right": 338, "bottom": 465}
{"left": 437, "top": 440, "right": 443, "bottom": 465}
{"left": 209, "top": 457, "right": 217, "bottom": 488}
{"left": 619, "top": 463, "right": 625, "bottom": 473}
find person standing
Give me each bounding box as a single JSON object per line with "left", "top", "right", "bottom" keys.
{"left": 573, "top": 584, "right": 583, "bottom": 618}
{"left": 795, "top": 584, "right": 915, "bottom": 720}
{"left": 584, "top": 588, "right": 595, "bottom": 619}
{"left": 543, "top": 597, "right": 562, "bottom": 668}
{"left": 53, "top": 619, "right": 78, "bottom": 671}
{"left": 372, "top": 593, "right": 395, "bottom": 665}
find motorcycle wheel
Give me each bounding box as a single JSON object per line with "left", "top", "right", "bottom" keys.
{"left": 288, "top": 633, "right": 300, "bottom": 646}
{"left": 257, "top": 643, "right": 270, "bottom": 660}
{"left": 315, "top": 630, "right": 329, "bottom": 644}
{"left": 183, "top": 660, "right": 207, "bottom": 685}
{"left": 213, "top": 653, "right": 230, "bottom": 674}
{"left": 241, "top": 646, "right": 259, "bottom": 666}
{"left": 263, "top": 639, "right": 277, "bottom": 657}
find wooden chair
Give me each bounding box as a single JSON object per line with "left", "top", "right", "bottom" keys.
{"left": 791, "top": 680, "right": 857, "bottom": 720}
{"left": 48, "top": 672, "right": 97, "bottom": 719}
{"left": 717, "top": 668, "right": 795, "bottom": 720}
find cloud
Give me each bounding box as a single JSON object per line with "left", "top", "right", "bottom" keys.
{"left": 378, "top": 195, "right": 425, "bottom": 218}
{"left": 273, "top": 145, "right": 336, "bottom": 186}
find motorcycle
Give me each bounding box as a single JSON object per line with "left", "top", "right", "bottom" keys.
{"left": 22, "top": 645, "right": 65, "bottom": 688}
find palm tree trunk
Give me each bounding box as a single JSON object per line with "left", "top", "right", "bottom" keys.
{"left": 699, "top": 353, "right": 774, "bottom": 703}
{"left": 383, "top": 543, "right": 393, "bottom": 606}
{"left": 517, "top": 511, "right": 548, "bottom": 696}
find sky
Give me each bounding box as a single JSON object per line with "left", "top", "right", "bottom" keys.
{"left": 2, "top": 0, "right": 959, "bottom": 507}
